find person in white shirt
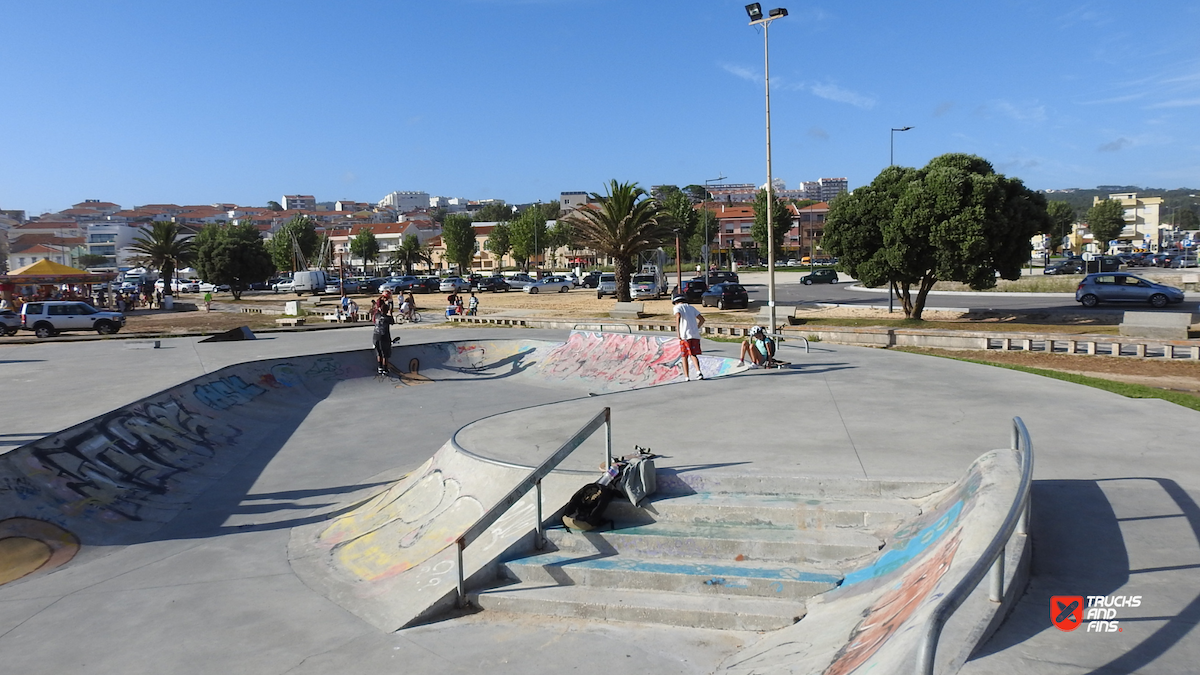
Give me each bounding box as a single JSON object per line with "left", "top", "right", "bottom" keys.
{"left": 672, "top": 295, "right": 706, "bottom": 381}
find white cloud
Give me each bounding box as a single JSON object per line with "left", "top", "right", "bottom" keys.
{"left": 1148, "top": 98, "right": 1200, "bottom": 109}
{"left": 721, "top": 63, "right": 876, "bottom": 109}
{"left": 809, "top": 83, "right": 877, "bottom": 109}
{"left": 993, "top": 99, "right": 1047, "bottom": 123}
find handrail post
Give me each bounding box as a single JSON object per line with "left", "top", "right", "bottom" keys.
{"left": 605, "top": 407, "right": 613, "bottom": 468}
{"left": 535, "top": 479, "right": 545, "bottom": 550}
{"left": 455, "top": 539, "right": 466, "bottom": 608}
{"left": 988, "top": 548, "right": 1005, "bottom": 602}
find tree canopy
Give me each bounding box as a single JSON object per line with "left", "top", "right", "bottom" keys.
{"left": 441, "top": 214, "right": 477, "bottom": 273}
{"left": 194, "top": 222, "right": 274, "bottom": 300}
{"left": 565, "top": 180, "right": 675, "bottom": 302}
{"left": 350, "top": 230, "right": 381, "bottom": 273}
{"left": 389, "top": 234, "right": 431, "bottom": 275}
{"left": 751, "top": 188, "right": 794, "bottom": 260}
{"left": 129, "top": 221, "right": 196, "bottom": 298}
{"left": 823, "top": 153, "right": 1050, "bottom": 319}
{"left": 508, "top": 207, "right": 548, "bottom": 271}
{"left": 473, "top": 202, "right": 514, "bottom": 223}
{"left": 484, "top": 222, "right": 511, "bottom": 269}
{"left": 1045, "top": 201, "right": 1076, "bottom": 253}
{"left": 1085, "top": 199, "right": 1127, "bottom": 249}
{"left": 268, "top": 215, "right": 319, "bottom": 272}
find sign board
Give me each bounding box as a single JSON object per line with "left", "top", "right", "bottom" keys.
{"left": 1082, "top": 253, "right": 1097, "bottom": 261}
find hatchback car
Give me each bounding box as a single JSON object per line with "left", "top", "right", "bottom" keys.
{"left": 800, "top": 269, "right": 839, "bottom": 285}
{"left": 20, "top": 301, "right": 126, "bottom": 337}
{"left": 1169, "top": 255, "right": 1198, "bottom": 269}
{"left": 504, "top": 273, "right": 536, "bottom": 290}
{"left": 380, "top": 276, "right": 417, "bottom": 294}
{"left": 439, "top": 277, "right": 471, "bottom": 293}
{"left": 671, "top": 278, "right": 708, "bottom": 303}
{"left": 701, "top": 283, "right": 750, "bottom": 310}
{"left": 1044, "top": 259, "right": 1085, "bottom": 275}
{"left": 477, "top": 276, "right": 512, "bottom": 292}
{"left": 581, "top": 271, "right": 602, "bottom": 288}
{"left": 1075, "top": 273, "right": 1185, "bottom": 308}
{"left": 525, "top": 276, "right": 572, "bottom": 294}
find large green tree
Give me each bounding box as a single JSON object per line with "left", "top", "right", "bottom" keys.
{"left": 1175, "top": 208, "right": 1200, "bottom": 230}
{"left": 565, "top": 180, "right": 675, "bottom": 302}
{"left": 389, "top": 234, "right": 432, "bottom": 275}
{"left": 485, "top": 222, "right": 512, "bottom": 269}
{"left": 750, "top": 188, "right": 794, "bottom": 261}
{"left": 1045, "top": 201, "right": 1076, "bottom": 253}
{"left": 195, "top": 223, "right": 274, "bottom": 300}
{"left": 663, "top": 191, "right": 700, "bottom": 246}
{"left": 823, "top": 154, "right": 1050, "bottom": 319}
{"left": 509, "top": 207, "right": 548, "bottom": 272}
{"left": 350, "top": 230, "right": 381, "bottom": 274}
{"left": 441, "top": 214, "right": 477, "bottom": 273}
{"left": 128, "top": 221, "right": 196, "bottom": 302}
{"left": 269, "top": 215, "right": 319, "bottom": 272}
{"left": 543, "top": 219, "right": 574, "bottom": 268}
{"left": 1086, "top": 199, "right": 1127, "bottom": 250}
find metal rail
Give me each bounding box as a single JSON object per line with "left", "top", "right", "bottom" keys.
{"left": 571, "top": 323, "right": 633, "bottom": 334}
{"left": 453, "top": 407, "right": 613, "bottom": 607}
{"left": 768, "top": 331, "right": 810, "bottom": 354}
{"left": 915, "top": 417, "right": 1033, "bottom": 675}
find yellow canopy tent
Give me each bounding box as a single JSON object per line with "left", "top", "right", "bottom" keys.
{"left": 1, "top": 260, "right": 118, "bottom": 302}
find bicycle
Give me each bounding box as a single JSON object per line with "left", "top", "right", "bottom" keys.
{"left": 396, "top": 311, "right": 422, "bottom": 324}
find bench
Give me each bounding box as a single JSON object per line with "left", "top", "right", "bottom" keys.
{"left": 756, "top": 305, "right": 799, "bottom": 325}
{"left": 1183, "top": 273, "right": 1199, "bottom": 291}
{"left": 1119, "top": 311, "right": 1197, "bottom": 339}
{"left": 275, "top": 317, "right": 306, "bottom": 327}
{"left": 610, "top": 302, "right": 646, "bottom": 319}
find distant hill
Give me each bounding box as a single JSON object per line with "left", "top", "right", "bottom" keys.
{"left": 1040, "top": 187, "right": 1200, "bottom": 221}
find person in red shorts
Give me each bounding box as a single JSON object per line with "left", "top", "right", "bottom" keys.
{"left": 672, "top": 295, "right": 706, "bottom": 381}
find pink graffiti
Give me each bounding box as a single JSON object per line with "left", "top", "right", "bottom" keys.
{"left": 539, "top": 332, "right": 682, "bottom": 387}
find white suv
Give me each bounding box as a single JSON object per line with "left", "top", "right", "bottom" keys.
{"left": 596, "top": 273, "right": 617, "bottom": 299}
{"left": 20, "top": 301, "right": 126, "bottom": 338}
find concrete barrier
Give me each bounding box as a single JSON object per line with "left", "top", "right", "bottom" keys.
{"left": 1119, "top": 311, "right": 1197, "bottom": 339}
{"left": 610, "top": 301, "right": 646, "bottom": 319}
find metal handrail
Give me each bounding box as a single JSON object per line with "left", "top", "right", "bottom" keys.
{"left": 767, "top": 331, "right": 810, "bottom": 354}
{"left": 915, "top": 417, "right": 1033, "bottom": 674}
{"left": 571, "top": 323, "right": 633, "bottom": 334}
{"left": 454, "top": 407, "right": 613, "bottom": 607}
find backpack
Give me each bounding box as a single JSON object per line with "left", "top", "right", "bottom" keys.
{"left": 615, "top": 455, "right": 657, "bottom": 507}
{"left": 561, "top": 483, "right": 617, "bottom": 531}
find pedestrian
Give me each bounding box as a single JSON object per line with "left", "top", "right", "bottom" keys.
{"left": 347, "top": 298, "right": 359, "bottom": 322}
{"left": 370, "top": 297, "right": 393, "bottom": 374}
{"left": 155, "top": 289, "right": 163, "bottom": 309}
{"left": 467, "top": 292, "right": 479, "bottom": 316}
{"left": 340, "top": 292, "right": 351, "bottom": 322}
{"left": 672, "top": 295, "right": 705, "bottom": 381}
{"left": 378, "top": 290, "right": 394, "bottom": 317}
{"left": 203, "top": 290, "right": 213, "bottom": 311}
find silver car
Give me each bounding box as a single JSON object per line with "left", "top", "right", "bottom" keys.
{"left": 438, "top": 277, "right": 471, "bottom": 292}
{"left": 1075, "top": 273, "right": 1185, "bottom": 308}
{"left": 596, "top": 273, "right": 617, "bottom": 299}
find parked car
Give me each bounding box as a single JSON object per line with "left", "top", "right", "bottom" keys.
{"left": 273, "top": 278, "right": 296, "bottom": 293}
{"left": 292, "top": 270, "right": 327, "bottom": 296}
{"left": 154, "top": 278, "right": 199, "bottom": 293}
{"left": 562, "top": 273, "right": 582, "bottom": 287}
{"left": 596, "top": 273, "right": 617, "bottom": 299}
{"left": 1075, "top": 273, "right": 1185, "bottom": 308}
{"left": 704, "top": 270, "right": 739, "bottom": 285}
{"left": 1043, "top": 259, "right": 1085, "bottom": 275}
{"left": 0, "top": 309, "right": 20, "bottom": 336}
{"left": 671, "top": 278, "right": 708, "bottom": 303}
{"left": 20, "top": 301, "right": 126, "bottom": 338}
{"left": 504, "top": 273, "right": 536, "bottom": 289}
{"left": 477, "top": 276, "right": 512, "bottom": 292}
{"left": 358, "top": 278, "right": 386, "bottom": 294}
{"left": 380, "top": 276, "right": 418, "bottom": 294}
{"left": 1169, "top": 254, "right": 1198, "bottom": 268}
{"left": 581, "top": 271, "right": 602, "bottom": 288}
{"left": 630, "top": 273, "right": 661, "bottom": 300}
{"left": 198, "top": 282, "right": 231, "bottom": 293}
{"left": 414, "top": 277, "right": 442, "bottom": 293}
{"left": 525, "top": 276, "right": 573, "bottom": 294}
{"left": 466, "top": 273, "right": 486, "bottom": 289}
{"left": 800, "top": 269, "right": 839, "bottom": 285}
{"left": 701, "top": 283, "right": 750, "bottom": 310}
{"left": 247, "top": 281, "right": 270, "bottom": 291}
{"left": 439, "top": 277, "right": 471, "bottom": 293}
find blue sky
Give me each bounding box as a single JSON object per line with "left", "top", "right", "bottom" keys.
{"left": 2, "top": 0, "right": 1198, "bottom": 216}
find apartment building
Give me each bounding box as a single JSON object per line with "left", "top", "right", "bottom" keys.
{"left": 282, "top": 195, "right": 316, "bottom": 211}
{"left": 378, "top": 191, "right": 430, "bottom": 213}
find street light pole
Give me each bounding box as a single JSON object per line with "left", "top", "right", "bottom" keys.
{"left": 746, "top": 3, "right": 787, "bottom": 334}
{"left": 888, "top": 126, "right": 913, "bottom": 313}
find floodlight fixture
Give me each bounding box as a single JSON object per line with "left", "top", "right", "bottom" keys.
{"left": 768, "top": 7, "right": 788, "bottom": 17}
{"left": 745, "top": 3, "right": 763, "bottom": 21}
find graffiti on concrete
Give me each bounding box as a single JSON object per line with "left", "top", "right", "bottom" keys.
{"left": 0, "top": 518, "right": 79, "bottom": 586}
{"left": 540, "top": 332, "right": 683, "bottom": 387}
{"left": 8, "top": 397, "right": 240, "bottom": 523}
{"left": 193, "top": 375, "right": 265, "bottom": 411}
{"left": 319, "top": 467, "right": 483, "bottom": 582}
{"left": 259, "top": 363, "right": 303, "bottom": 389}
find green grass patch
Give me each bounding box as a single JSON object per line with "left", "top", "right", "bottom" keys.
{"left": 791, "top": 317, "right": 1120, "bottom": 334}
{"left": 896, "top": 348, "right": 1200, "bottom": 412}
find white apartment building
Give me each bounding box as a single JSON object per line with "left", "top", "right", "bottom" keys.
{"left": 378, "top": 191, "right": 430, "bottom": 213}
{"left": 282, "top": 195, "right": 316, "bottom": 211}
{"left": 85, "top": 223, "right": 146, "bottom": 268}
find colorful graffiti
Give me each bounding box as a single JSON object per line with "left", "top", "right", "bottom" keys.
{"left": 318, "top": 466, "right": 483, "bottom": 582}
{"left": 539, "top": 332, "right": 684, "bottom": 388}
{"left": 0, "top": 518, "right": 79, "bottom": 586}
{"left": 193, "top": 375, "right": 265, "bottom": 411}
{"left": 4, "top": 396, "right": 241, "bottom": 524}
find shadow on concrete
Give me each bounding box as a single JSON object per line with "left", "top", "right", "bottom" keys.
{"left": 971, "top": 478, "right": 1200, "bottom": 674}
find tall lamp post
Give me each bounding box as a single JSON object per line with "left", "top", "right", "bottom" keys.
{"left": 746, "top": 3, "right": 787, "bottom": 335}
{"left": 888, "top": 126, "right": 913, "bottom": 313}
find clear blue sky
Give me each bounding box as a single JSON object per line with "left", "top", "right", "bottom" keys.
{"left": 2, "top": 1, "right": 1198, "bottom": 216}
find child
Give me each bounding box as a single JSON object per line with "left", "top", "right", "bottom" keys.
{"left": 467, "top": 292, "right": 479, "bottom": 316}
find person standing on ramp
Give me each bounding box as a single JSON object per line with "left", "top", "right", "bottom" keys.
{"left": 672, "top": 295, "right": 705, "bottom": 381}
{"left": 370, "top": 296, "right": 394, "bottom": 375}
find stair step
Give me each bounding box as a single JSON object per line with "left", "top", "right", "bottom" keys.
{"left": 607, "top": 492, "right": 920, "bottom": 530}
{"left": 654, "top": 473, "right": 947, "bottom": 500}
{"left": 547, "top": 521, "right": 883, "bottom": 564}
{"left": 472, "top": 580, "right": 806, "bottom": 631}
{"left": 503, "top": 550, "right": 841, "bottom": 600}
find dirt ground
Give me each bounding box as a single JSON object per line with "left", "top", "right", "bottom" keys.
{"left": 72, "top": 288, "right": 1200, "bottom": 397}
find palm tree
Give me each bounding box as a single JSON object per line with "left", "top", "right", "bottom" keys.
{"left": 566, "top": 180, "right": 675, "bottom": 302}
{"left": 129, "top": 221, "right": 196, "bottom": 305}
{"left": 389, "top": 234, "right": 433, "bottom": 275}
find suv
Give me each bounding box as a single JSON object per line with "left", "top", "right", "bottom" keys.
{"left": 596, "top": 273, "right": 617, "bottom": 299}
{"left": 0, "top": 309, "right": 20, "bottom": 336}
{"left": 21, "top": 301, "right": 126, "bottom": 338}
{"left": 800, "top": 269, "right": 839, "bottom": 285}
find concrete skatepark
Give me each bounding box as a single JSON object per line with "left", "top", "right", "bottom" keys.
{"left": 0, "top": 324, "right": 1198, "bottom": 674}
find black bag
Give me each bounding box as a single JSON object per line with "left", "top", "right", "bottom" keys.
{"left": 562, "top": 483, "right": 617, "bottom": 531}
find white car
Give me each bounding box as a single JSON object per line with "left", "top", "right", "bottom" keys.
{"left": 630, "top": 273, "right": 661, "bottom": 300}
{"left": 20, "top": 301, "right": 125, "bottom": 338}
{"left": 439, "top": 277, "right": 471, "bottom": 293}
{"left": 503, "top": 273, "right": 536, "bottom": 289}
{"left": 198, "top": 282, "right": 231, "bottom": 293}
{"left": 155, "top": 279, "right": 199, "bottom": 293}
{"left": 524, "top": 276, "right": 573, "bottom": 294}
{"left": 273, "top": 278, "right": 296, "bottom": 293}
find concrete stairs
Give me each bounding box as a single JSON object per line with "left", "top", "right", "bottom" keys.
{"left": 470, "top": 481, "right": 924, "bottom": 631}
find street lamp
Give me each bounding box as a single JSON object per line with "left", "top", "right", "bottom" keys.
{"left": 704, "top": 174, "right": 726, "bottom": 283}
{"left": 746, "top": 3, "right": 788, "bottom": 334}
{"left": 888, "top": 126, "right": 913, "bottom": 312}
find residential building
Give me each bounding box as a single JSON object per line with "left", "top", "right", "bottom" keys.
{"left": 1092, "top": 192, "right": 1164, "bottom": 250}
{"left": 282, "top": 195, "right": 316, "bottom": 211}
{"left": 559, "top": 191, "right": 595, "bottom": 211}
{"left": 791, "top": 202, "right": 829, "bottom": 258}
{"left": 85, "top": 223, "right": 146, "bottom": 268}
{"left": 378, "top": 191, "right": 430, "bottom": 213}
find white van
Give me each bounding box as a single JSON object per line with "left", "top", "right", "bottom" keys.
{"left": 292, "top": 270, "right": 327, "bottom": 296}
